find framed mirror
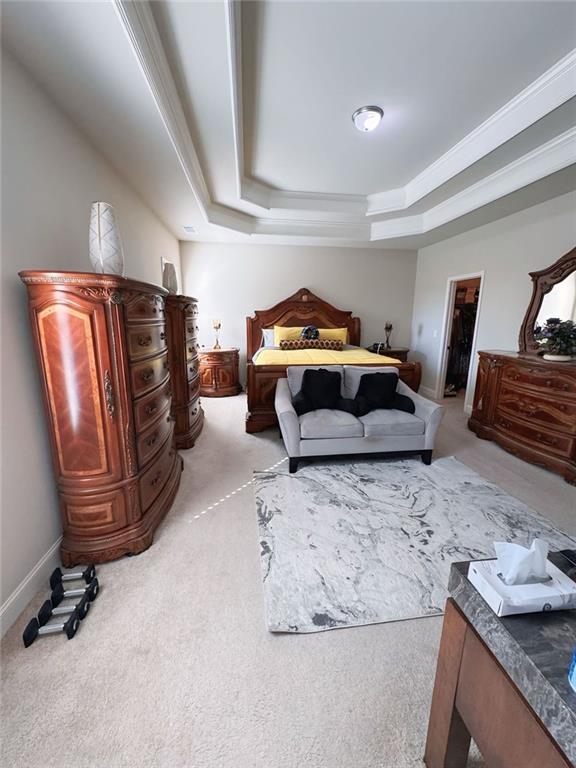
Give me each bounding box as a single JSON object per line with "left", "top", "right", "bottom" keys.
{"left": 518, "top": 246, "right": 576, "bottom": 353}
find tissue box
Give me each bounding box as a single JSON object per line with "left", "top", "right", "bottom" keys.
{"left": 468, "top": 558, "right": 576, "bottom": 617}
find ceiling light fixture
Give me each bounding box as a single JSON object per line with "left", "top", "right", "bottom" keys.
{"left": 352, "top": 105, "right": 383, "bottom": 132}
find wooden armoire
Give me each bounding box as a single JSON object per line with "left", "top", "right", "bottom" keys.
{"left": 165, "top": 295, "right": 204, "bottom": 448}
{"left": 20, "top": 270, "right": 184, "bottom": 566}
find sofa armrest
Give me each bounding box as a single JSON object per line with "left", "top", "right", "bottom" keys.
{"left": 397, "top": 380, "right": 445, "bottom": 449}
{"left": 275, "top": 378, "right": 301, "bottom": 457}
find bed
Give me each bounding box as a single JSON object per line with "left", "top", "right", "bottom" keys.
{"left": 245, "top": 288, "right": 422, "bottom": 433}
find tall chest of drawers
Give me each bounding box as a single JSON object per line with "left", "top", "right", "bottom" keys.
{"left": 469, "top": 351, "right": 576, "bottom": 484}
{"left": 19, "top": 270, "right": 183, "bottom": 565}
{"left": 165, "top": 295, "right": 204, "bottom": 449}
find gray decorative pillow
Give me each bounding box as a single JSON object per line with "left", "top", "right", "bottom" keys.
{"left": 261, "top": 328, "right": 275, "bottom": 347}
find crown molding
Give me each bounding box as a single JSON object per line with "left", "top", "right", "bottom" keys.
{"left": 370, "top": 127, "right": 576, "bottom": 240}
{"left": 112, "top": 0, "right": 211, "bottom": 219}
{"left": 115, "top": 1, "right": 575, "bottom": 244}
{"left": 224, "top": 1, "right": 576, "bottom": 219}
{"left": 367, "top": 48, "right": 576, "bottom": 216}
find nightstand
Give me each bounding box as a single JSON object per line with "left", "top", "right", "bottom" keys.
{"left": 199, "top": 348, "right": 242, "bottom": 397}
{"left": 368, "top": 344, "right": 410, "bottom": 362}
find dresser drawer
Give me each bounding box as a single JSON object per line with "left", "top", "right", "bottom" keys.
{"left": 139, "top": 437, "right": 176, "bottom": 512}
{"left": 134, "top": 379, "right": 172, "bottom": 433}
{"left": 137, "top": 410, "right": 174, "bottom": 466}
{"left": 124, "top": 293, "right": 165, "bottom": 323}
{"left": 498, "top": 385, "right": 576, "bottom": 436}
{"left": 188, "top": 397, "right": 202, "bottom": 425}
{"left": 185, "top": 320, "right": 199, "bottom": 340}
{"left": 501, "top": 363, "right": 576, "bottom": 397}
{"left": 494, "top": 411, "right": 575, "bottom": 459}
{"left": 187, "top": 358, "right": 199, "bottom": 381}
{"left": 186, "top": 339, "right": 200, "bottom": 362}
{"left": 131, "top": 352, "right": 169, "bottom": 398}
{"left": 126, "top": 324, "right": 167, "bottom": 361}
{"left": 188, "top": 372, "right": 200, "bottom": 401}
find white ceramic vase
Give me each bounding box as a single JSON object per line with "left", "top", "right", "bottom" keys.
{"left": 162, "top": 262, "right": 178, "bottom": 294}
{"left": 543, "top": 353, "right": 573, "bottom": 362}
{"left": 89, "top": 202, "right": 124, "bottom": 276}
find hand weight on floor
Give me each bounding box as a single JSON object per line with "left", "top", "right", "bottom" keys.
{"left": 37, "top": 592, "right": 91, "bottom": 627}
{"left": 49, "top": 564, "right": 96, "bottom": 590}
{"left": 23, "top": 610, "right": 80, "bottom": 648}
{"left": 51, "top": 577, "right": 99, "bottom": 608}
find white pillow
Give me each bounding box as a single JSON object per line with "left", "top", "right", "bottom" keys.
{"left": 261, "top": 328, "right": 275, "bottom": 347}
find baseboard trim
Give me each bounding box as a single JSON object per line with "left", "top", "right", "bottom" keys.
{"left": 0, "top": 537, "right": 62, "bottom": 637}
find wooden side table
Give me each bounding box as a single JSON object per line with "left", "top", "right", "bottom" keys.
{"left": 367, "top": 344, "right": 410, "bottom": 362}
{"left": 199, "top": 348, "right": 241, "bottom": 397}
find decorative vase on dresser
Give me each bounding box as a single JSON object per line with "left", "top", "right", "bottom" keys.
{"left": 198, "top": 348, "right": 241, "bottom": 397}
{"left": 165, "top": 295, "right": 204, "bottom": 449}
{"left": 19, "top": 270, "right": 183, "bottom": 565}
{"left": 469, "top": 246, "right": 576, "bottom": 485}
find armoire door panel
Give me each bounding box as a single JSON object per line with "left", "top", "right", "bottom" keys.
{"left": 36, "top": 302, "right": 118, "bottom": 480}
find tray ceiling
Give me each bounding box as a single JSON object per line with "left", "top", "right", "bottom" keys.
{"left": 3, "top": 0, "right": 575, "bottom": 247}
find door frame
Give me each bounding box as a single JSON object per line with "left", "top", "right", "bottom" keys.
{"left": 434, "top": 271, "right": 485, "bottom": 408}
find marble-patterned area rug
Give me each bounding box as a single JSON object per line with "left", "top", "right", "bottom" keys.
{"left": 254, "top": 457, "right": 576, "bottom": 633}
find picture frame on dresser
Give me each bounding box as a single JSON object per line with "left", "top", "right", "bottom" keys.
{"left": 468, "top": 246, "right": 576, "bottom": 485}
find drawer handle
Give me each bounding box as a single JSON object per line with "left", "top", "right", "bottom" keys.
{"left": 145, "top": 433, "right": 159, "bottom": 447}
{"left": 104, "top": 370, "right": 115, "bottom": 419}
{"left": 163, "top": 361, "right": 169, "bottom": 371}
{"left": 138, "top": 335, "right": 152, "bottom": 347}
{"left": 160, "top": 332, "right": 166, "bottom": 341}
{"left": 187, "top": 326, "right": 193, "bottom": 334}
{"left": 150, "top": 471, "right": 162, "bottom": 487}
{"left": 145, "top": 402, "right": 158, "bottom": 415}
{"left": 536, "top": 432, "right": 558, "bottom": 447}
{"left": 140, "top": 369, "right": 154, "bottom": 382}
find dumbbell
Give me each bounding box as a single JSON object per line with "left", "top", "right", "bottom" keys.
{"left": 50, "top": 564, "right": 95, "bottom": 590}
{"left": 51, "top": 577, "right": 99, "bottom": 608}
{"left": 37, "top": 591, "right": 91, "bottom": 627}
{"left": 23, "top": 610, "right": 80, "bottom": 647}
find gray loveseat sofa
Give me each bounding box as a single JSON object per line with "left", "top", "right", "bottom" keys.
{"left": 275, "top": 365, "right": 444, "bottom": 472}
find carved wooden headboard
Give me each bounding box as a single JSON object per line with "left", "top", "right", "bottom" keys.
{"left": 246, "top": 287, "right": 361, "bottom": 360}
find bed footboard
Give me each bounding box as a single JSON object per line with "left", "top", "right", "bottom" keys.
{"left": 245, "top": 361, "right": 423, "bottom": 433}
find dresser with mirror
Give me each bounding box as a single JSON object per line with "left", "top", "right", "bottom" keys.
{"left": 469, "top": 246, "right": 576, "bottom": 485}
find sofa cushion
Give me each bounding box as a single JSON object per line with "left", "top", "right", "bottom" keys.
{"left": 359, "top": 409, "right": 425, "bottom": 437}
{"left": 287, "top": 365, "right": 344, "bottom": 397}
{"left": 300, "top": 409, "right": 364, "bottom": 439}
{"left": 343, "top": 366, "right": 400, "bottom": 398}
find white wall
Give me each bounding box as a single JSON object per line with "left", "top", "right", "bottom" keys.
{"left": 410, "top": 191, "right": 576, "bottom": 410}
{"left": 180, "top": 242, "right": 418, "bottom": 378}
{"left": 0, "top": 51, "right": 181, "bottom": 632}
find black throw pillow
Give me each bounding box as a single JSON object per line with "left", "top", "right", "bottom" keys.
{"left": 335, "top": 397, "right": 359, "bottom": 416}
{"left": 354, "top": 372, "right": 399, "bottom": 416}
{"left": 292, "top": 368, "right": 342, "bottom": 415}
{"left": 391, "top": 392, "right": 415, "bottom": 414}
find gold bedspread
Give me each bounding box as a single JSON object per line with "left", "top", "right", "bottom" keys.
{"left": 253, "top": 347, "right": 401, "bottom": 366}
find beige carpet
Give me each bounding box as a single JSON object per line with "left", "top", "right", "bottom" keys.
{"left": 1, "top": 394, "right": 574, "bottom": 768}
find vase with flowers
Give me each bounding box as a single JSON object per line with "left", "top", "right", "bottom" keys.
{"left": 534, "top": 317, "right": 576, "bottom": 362}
